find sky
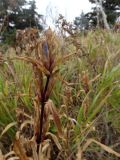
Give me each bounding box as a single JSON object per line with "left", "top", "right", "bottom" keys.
{"left": 35, "top": 0, "right": 93, "bottom": 25}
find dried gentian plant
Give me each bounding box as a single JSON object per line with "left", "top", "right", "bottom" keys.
{"left": 14, "top": 28, "right": 73, "bottom": 152}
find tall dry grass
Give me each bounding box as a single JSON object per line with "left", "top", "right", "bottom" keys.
{"left": 0, "top": 28, "right": 120, "bottom": 159}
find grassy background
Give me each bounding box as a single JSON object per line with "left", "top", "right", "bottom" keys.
{"left": 0, "top": 29, "right": 120, "bottom": 159}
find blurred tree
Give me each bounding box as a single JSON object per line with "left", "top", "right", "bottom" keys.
{"left": 86, "top": 0, "right": 120, "bottom": 28}
{"left": 0, "top": 0, "right": 43, "bottom": 44}
{"left": 74, "top": 11, "right": 89, "bottom": 30}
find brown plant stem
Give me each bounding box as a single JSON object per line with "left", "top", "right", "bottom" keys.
{"left": 36, "top": 75, "right": 50, "bottom": 150}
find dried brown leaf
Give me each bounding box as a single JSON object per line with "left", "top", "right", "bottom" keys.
{"left": 76, "top": 145, "right": 82, "bottom": 160}
{"left": 45, "top": 76, "right": 56, "bottom": 101}
{"left": 46, "top": 132, "right": 62, "bottom": 150}
{"left": 45, "top": 100, "right": 63, "bottom": 137}
{"left": 13, "top": 137, "right": 29, "bottom": 160}
{"left": 82, "top": 139, "right": 120, "bottom": 158}
{"left": 30, "top": 140, "right": 38, "bottom": 160}
{"left": 33, "top": 96, "right": 40, "bottom": 140}
{"left": 38, "top": 140, "right": 51, "bottom": 160}
{"left": 15, "top": 56, "right": 50, "bottom": 75}
{"left": 0, "top": 150, "right": 5, "bottom": 160}
{"left": 20, "top": 120, "right": 34, "bottom": 131}
{"left": 5, "top": 151, "right": 19, "bottom": 160}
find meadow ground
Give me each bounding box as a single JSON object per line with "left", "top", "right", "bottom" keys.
{"left": 0, "top": 29, "right": 120, "bottom": 160}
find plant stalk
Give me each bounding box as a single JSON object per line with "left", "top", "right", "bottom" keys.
{"left": 36, "top": 75, "right": 50, "bottom": 150}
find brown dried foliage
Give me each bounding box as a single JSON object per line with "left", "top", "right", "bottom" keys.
{"left": 6, "top": 27, "right": 70, "bottom": 159}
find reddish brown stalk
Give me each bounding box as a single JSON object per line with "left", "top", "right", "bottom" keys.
{"left": 36, "top": 75, "right": 50, "bottom": 150}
